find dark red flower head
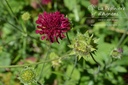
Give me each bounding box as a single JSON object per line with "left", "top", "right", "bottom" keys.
{"left": 36, "top": 11, "right": 70, "bottom": 43}
{"left": 42, "top": 0, "right": 52, "bottom": 5}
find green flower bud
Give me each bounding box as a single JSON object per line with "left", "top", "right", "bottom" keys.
{"left": 111, "top": 48, "right": 123, "bottom": 59}
{"left": 68, "top": 31, "right": 98, "bottom": 60}
{"left": 49, "top": 52, "right": 61, "bottom": 67}
{"left": 21, "top": 12, "right": 30, "bottom": 21}
{"left": 19, "top": 67, "right": 36, "bottom": 84}
{"left": 52, "top": 58, "right": 61, "bottom": 67}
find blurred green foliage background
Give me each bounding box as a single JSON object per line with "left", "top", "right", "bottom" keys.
{"left": 0, "top": 0, "right": 128, "bottom": 85}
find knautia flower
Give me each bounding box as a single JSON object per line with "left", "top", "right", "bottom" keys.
{"left": 21, "top": 12, "right": 30, "bottom": 21}
{"left": 111, "top": 48, "right": 123, "bottom": 59}
{"left": 36, "top": 11, "right": 70, "bottom": 43}
{"left": 42, "top": 0, "right": 52, "bottom": 5}
{"left": 19, "top": 67, "right": 36, "bottom": 84}
{"left": 68, "top": 31, "right": 98, "bottom": 60}
{"left": 49, "top": 52, "right": 62, "bottom": 67}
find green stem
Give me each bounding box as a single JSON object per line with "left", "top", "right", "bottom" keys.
{"left": 4, "top": 0, "right": 19, "bottom": 25}
{"left": 37, "top": 47, "right": 50, "bottom": 81}
{"left": 22, "top": 37, "right": 27, "bottom": 59}
{"left": 64, "top": 56, "right": 77, "bottom": 85}
{"left": 0, "top": 57, "right": 59, "bottom": 68}
{"left": 115, "top": 1, "right": 128, "bottom": 48}
{"left": 5, "top": 0, "right": 15, "bottom": 17}
{"left": 21, "top": 21, "right": 27, "bottom": 59}
{"left": 90, "top": 53, "right": 100, "bottom": 74}
{"left": 116, "top": 3, "right": 128, "bottom": 48}
{"left": 90, "top": 53, "right": 100, "bottom": 66}
{"left": 0, "top": 18, "right": 23, "bottom": 33}
{"left": 37, "top": 0, "right": 44, "bottom": 11}
{"left": 4, "top": 0, "right": 28, "bottom": 35}
{"left": 0, "top": 18, "right": 46, "bottom": 46}
{"left": 37, "top": 81, "right": 42, "bottom": 85}
{"left": 66, "top": 32, "right": 71, "bottom": 44}
{"left": 37, "top": 44, "right": 51, "bottom": 82}
{"left": 117, "top": 29, "right": 128, "bottom": 48}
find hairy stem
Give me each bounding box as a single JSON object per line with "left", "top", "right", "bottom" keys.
{"left": 37, "top": 81, "right": 42, "bottom": 85}
{"left": 66, "top": 32, "right": 71, "bottom": 44}
{"left": 117, "top": 29, "right": 128, "bottom": 48}
{"left": 4, "top": 0, "right": 20, "bottom": 26}
{"left": 37, "top": 0, "right": 45, "bottom": 11}
{"left": 90, "top": 53, "right": 101, "bottom": 74}
{"left": 90, "top": 53, "right": 100, "bottom": 66}
{"left": 0, "top": 57, "right": 59, "bottom": 68}
{"left": 64, "top": 56, "right": 77, "bottom": 85}
{"left": 0, "top": 18, "right": 23, "bottom": 32}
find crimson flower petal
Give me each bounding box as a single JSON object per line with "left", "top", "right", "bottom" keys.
{"left": 35, "top": 11, "right": 70, "bottom": 43}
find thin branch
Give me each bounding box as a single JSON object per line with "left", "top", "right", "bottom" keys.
{"left": 4, "top": 0, "right": 19, "bottom": 25}
{"left": 0, "top": 57, "right": 59, "bottom": 68}
{"left": 90, "top": 53, "right": 100, "bottom": 66}
{"left": 37, "top": 45, "right": 51, "bottom": 81}
{"left": 116, "top": 3, "right": 128, "bottom": 47}
{"left": 64, "top": 56, "right": 77, "bottom": 85}
{"left": 90, "top": 53, "right": 101, "bottom": 74}
{"left": 37, "top": 0, "right": 45, "bottom": 11}
{"left": 0, "top": 18, "right": 23, "bottom": 33}
{"left": 66, "top": 32, "right": 71, "bottom": 44}
{"left": 117, "top": 29, "right": 128, "bottom": 48}
{"left": 37, "top": 81, "right": 42, "bottom": 85}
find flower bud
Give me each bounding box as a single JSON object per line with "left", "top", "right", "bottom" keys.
{"left": 68, "top": 31, "right": 98, "bottom": 60}
{"left": 19, "top": 67, "right": 36, "bottom": 84}
{"left": 21, "top": 12, "right": 30, "bottom": 21}
{"left": 49, "top": 52, "right": 61, "bottom": 67}
{"left": 111, "top": 48, "right": 123, "bottom": 59}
